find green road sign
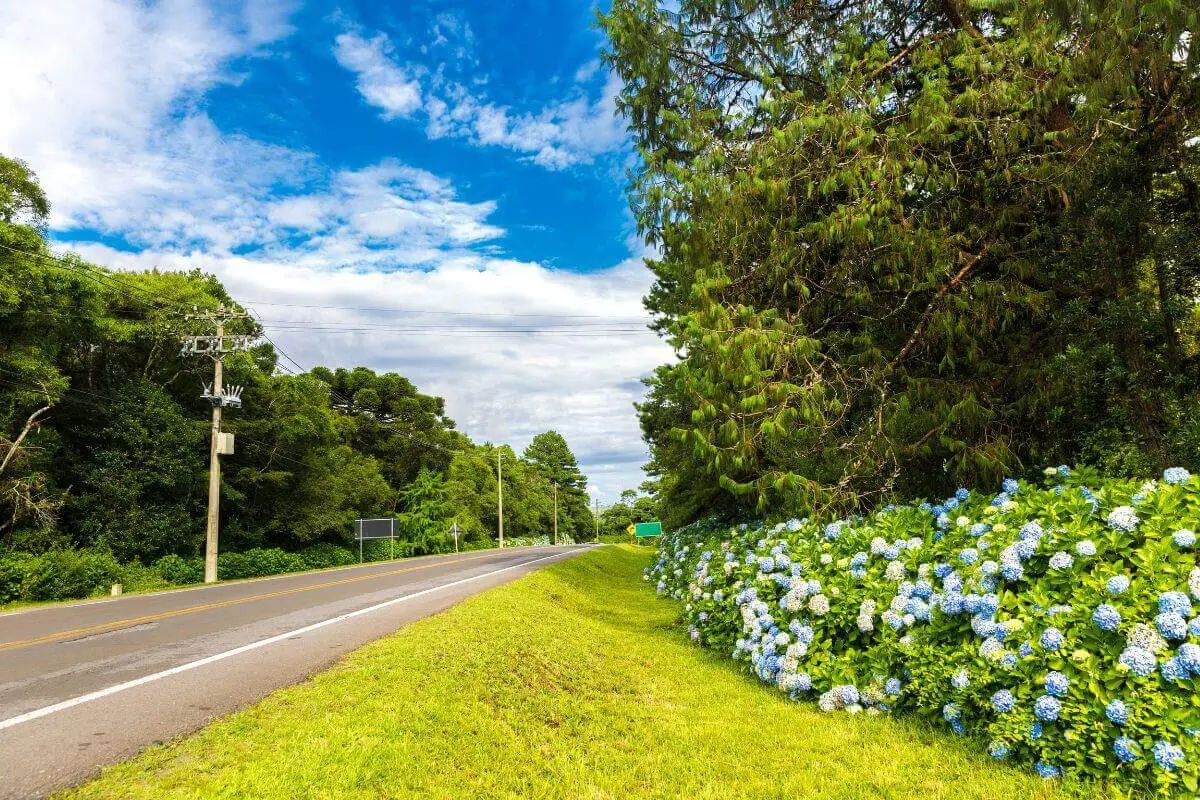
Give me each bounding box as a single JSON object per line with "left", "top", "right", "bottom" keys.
{"left": 634, "top": 521, "right": 662, "bottom": 538}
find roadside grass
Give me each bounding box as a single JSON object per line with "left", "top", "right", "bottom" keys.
{"left": 60, "top": 545, "right": 1082, "bottom": 800}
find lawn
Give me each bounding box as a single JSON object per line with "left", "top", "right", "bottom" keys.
{"left": 61, "top": 545, "right": 1080, "bottom": 800}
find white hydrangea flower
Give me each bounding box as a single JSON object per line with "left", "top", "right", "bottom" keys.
{"left": 808, "top": 594, "right": 831, "bottom": 615}
{"left": 885, "top": 561, "right": 907, "bottom": 581}
{"left": 1127, "top": 623, "right": 1168, "bottom": 654}
{"left": 1190, "top": 567, "right": 1200, "bottom": 602}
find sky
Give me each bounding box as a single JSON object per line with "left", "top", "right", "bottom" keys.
{"left": 0, "top": 0, "right": 673, "bottom": 502}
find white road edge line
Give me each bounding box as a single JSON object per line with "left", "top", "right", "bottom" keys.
{"left": 0, "top": 548, "right": 584, "bottom": 731}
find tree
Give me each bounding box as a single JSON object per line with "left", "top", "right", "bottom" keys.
{"left": 523, "top": 431, "right": 594, "bottom": 540}
{"left": 603, "top": 0, "right": 1200, "bottom": 520}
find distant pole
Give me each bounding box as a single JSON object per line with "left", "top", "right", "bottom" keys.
{"left": 552, "top": 481, "right": 558, "bottom": 546}
{"left": 181, "top": 304, "right": 250, "bottom": 583}
{"left": 497, "top": 450, "right": 504, "bottom": 548}
{"left": 594, "top": 497, "right": 600, "bottom": 540}
{"left": 358, "top": 519, "right": 363, "bottom": 563}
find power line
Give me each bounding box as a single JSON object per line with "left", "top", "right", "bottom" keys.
{"left": 237, "top": 298, "right": 647, "bottom": 321}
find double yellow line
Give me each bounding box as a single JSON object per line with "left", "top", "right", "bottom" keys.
{"left": 0, "top": 551, "right": 501, "bottom": 653}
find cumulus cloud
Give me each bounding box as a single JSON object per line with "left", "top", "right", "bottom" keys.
{"left": 336, "top": 27, "right": 628, "bottom": 170}
{"left": 74, "top": 241, "right": 668, "bottom": 501}
{"left": 332, "top": 32, "right": 423, "bottom": 120}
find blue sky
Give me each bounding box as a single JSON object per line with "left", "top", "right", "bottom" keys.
{"left": 0, "top": 0, "right": 670, "bottom": 501}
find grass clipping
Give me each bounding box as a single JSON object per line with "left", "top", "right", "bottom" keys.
{"left": 62, "top": 546, "right": 1071, "bottom": 799}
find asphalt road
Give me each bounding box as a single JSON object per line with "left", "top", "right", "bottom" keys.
{"left": 0, "top": 545, "right": 591, "bottom": 799}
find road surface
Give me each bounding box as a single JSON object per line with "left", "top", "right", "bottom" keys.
{"left": 0, "top": 545, "right": 591, "bottom": 799}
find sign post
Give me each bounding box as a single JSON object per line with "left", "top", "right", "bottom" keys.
{"left": 633, "top": 521, "right": 662, "bottom": 545}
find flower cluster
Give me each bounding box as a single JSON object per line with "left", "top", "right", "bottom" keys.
{"left": 650, "top": 467, "right": 1200, "bottom": 791}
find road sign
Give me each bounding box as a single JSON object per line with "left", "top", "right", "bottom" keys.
{"left": 634, "top": 521, "right": 662, "bottom": 538}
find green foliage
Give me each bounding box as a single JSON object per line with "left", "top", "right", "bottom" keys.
{"left": 603, "top": 0, "right": 1200, "bottom": 522}
{"left": 650, "top": 467, "right": 1200, "bottom": 792}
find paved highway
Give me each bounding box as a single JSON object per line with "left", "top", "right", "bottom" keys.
{"left": 0, "top": 545, "right": 591, "bottom": 799}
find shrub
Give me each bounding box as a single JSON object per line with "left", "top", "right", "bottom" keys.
{"left": 19, "top": 549, "right": 123, "bottom": 601}
{"left": 299, "top": 542, "right": 357, "bottom": 570}
{"left": 649, "top": 467, "right": 1200, "bottom": 794}
{"left": 154, "top": 554, "right": 203, "bottom": 585}
{"left": 0, "top": 552, "right": 35, "bottom": 603}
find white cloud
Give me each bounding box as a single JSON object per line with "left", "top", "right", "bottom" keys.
{"left": 73, "top": 241, "right": 669, "bottom": 501}
{"left": 336, "top": 27, "right": 628, "bottom": 170}
{"left": 332, "top": 32, "right": 423, "bottom": 120}
{"left": 0, "top": 0, "right": 663, "bottom": 499}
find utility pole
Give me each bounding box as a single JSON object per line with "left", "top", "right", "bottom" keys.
{"left": 496, "top": 449, "right": 504, "bottom": 548}
{"left": 552, "top": 481, "right": 558, "bottom": 546}
{"left": 181, "top": 304, "right": 251, "bottom": 583}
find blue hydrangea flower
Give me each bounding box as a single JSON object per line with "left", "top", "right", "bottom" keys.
{"left": 1000, "top": 653, "right": 1017, "bottom": 669}
{"left": 1075, "top": 540, "right": 1097, "bottom": 557}
{"left": 1040, "top": 627, "right": 1064, "bottom": 650}
{"left": 1174, "top": 529, "right": 1197, "bottom": 548}
{"left": 838, "top": 685, "right": 859, "bottom": 705}
{"left": 942, "top": 702, "right": 960, "bottom": 721}
{"left": 991, "top": 689, "right": 1015, "bottom": 713}
{"left": 1107, "top": 506, "right": 1139, "bottom": 532}
{"left": 956, "top": 487, "right": 970, "bottom": 501}
{"left": 1161, "top": 657, "right": 1187, "bottom": 683}
{"left": 1093, "top": 604, "right": 1121, "bottom": 632}
{"left": 884, "top": 677, "right": 901, "bottom": 696}
{"left": 1114, "top": 736, "right": 1138, "bottom": 764}
{"left": 1153, "top": 740, "right": 1184, "bottom": 771}
{"left": 1000, "top": 563, "right": 1023, "bottom": 582}
{"left": 959, "top": 548, "right": 979, "bottom": 566}
{"left": 1106, "top": 699, "right": 1128, "bottom": 725}
{"left": 1019, "top": 641, "right": 1034, "bottom": 658}
{"left": 1178, "top": 643, "right": 1200, "bottom": 675}
{"left": 824, "top": 521, "right": 844, "bottom": 541}
{"left": 1034, "top": 695, "right": 1061, "bottom": 722}
{"left": 1015, "top": 539, "right": 1037, "bottom": 559}
{"left": 1157, "top": 611, "right": 1188, "bottom": 641}
{"left": 794, "top": 672, "right": 812, "bottom": 691}
{"left": 1034, "top": 760, "right": 1060, "bottom": 779}
{"left": 988, "top": 741, "right": 1010, "bottom": 760}
{"left": 1119, "top": 646, "right": 1158, "bottom": 677}
{"left": 1002, "top": 478, "right": 1019, "bottom": 494}
{"left": 1106, "top": 575, "right": 1130, "bottom": 595}
{"left": 1044, "top": 671, "right": 1069, "bottom": 697}
{"left": 1019, "top": 521, "right": 1043, "bottom": 541}
{"left": 1160, "top": 591, "right": 1194, "bottom": 616}
{"left": 1164, "top": 467, "right": 1192, "bottom": 486}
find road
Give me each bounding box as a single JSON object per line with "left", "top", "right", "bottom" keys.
{"left": 0, "top": 545, "right": 591, "bottom": 799}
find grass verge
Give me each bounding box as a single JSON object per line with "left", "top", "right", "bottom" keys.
{"left": 60, "top": 545, "right": 1077, "bottom": 800}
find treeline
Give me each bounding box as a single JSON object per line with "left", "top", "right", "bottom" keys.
{"left": 0, "top": 156, "right": 593, "bottom": 577}
{"left": 603, "top": 1, "right": 1200, "bottom": 526}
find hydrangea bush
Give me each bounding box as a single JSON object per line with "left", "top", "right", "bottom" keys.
{"left": 647, "top": 467, "right": 1200, "bottom": 795}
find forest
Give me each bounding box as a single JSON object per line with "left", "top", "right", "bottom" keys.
{"left": 0, "top": 155, "right": 595, "bottom": 597}
{"left": 603, "top": 0, "right": 1200, "bottom": 527}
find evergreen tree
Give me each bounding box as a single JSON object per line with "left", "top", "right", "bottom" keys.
{"left": 603, "top": 0, "right": 1200, "bottom": 519}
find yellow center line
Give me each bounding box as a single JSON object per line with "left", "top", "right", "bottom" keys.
{"left": 0, "top": 551, "right": 506, "bottom": 652}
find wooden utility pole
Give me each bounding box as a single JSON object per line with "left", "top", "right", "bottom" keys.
{"left": 552, "top": 481, "right": 558, "bottom": 546}
{"left": 496, "top": 449, "right": 504, "bottom": 548}
{"left": 181, "top": 305, "right": 250, "bottom": 583}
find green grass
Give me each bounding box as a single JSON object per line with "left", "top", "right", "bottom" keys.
{"left": 60, "top": 545, "right": 1081, "bottom": 800}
